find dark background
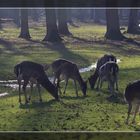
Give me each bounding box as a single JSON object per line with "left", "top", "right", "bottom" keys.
{"left": 0, "top": 0, "right": 140, "bottom": 7}
{"left": 0, "top": 0, "right": 140, "bottom": 139}
{"left": 0, "top": 132, "right": 140, "bottom": 140}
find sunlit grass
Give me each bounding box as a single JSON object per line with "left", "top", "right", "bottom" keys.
{"left": 0, "top": 22, "right": 140, "bottom": 131}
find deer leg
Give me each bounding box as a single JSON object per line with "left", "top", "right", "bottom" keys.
{"left": 63, "top": 78, "right": 68, "bottom": 95}
{"left": 100, "top": 80, "right": 103, "bottom": 89}
{"left": 115, "top": 78, "right": 119, "bottom": 91}
{"left": 37, "top": 83, "right": 42, "bottom": 102}
{"left": 109, "top": 82, "right": 115, "bottom": 96}
{"left": 73, "top": 79, "right": 78, "bottom": 97}
{"left": 57, "top": 78, "right": 62, "bottom": 95}
{"left": 126, "top": 102, "right": 132, "bottom": 124}
{"left": 22, "top": 78, "right": 29, "bottom": 104}
{"left": 108, "top": 82, "right": 111, "bottom": 93}
{"left": 132, "top": 104, "right": 139, "bottom": 124}
{"left": 53, "top": 76, "right": 57, "bottom": 85}
{"left": 139, "top": 107, "right": 140, "bottom": 115}
{"left": 29, "top": 82, "right": 33, "bottom": 101}
{"left": 108, "top": 82, "right": 110, "bottom": 90}
{"left": 96, "top": 77, "right": 100, "bottom": 90}
{"left": 18, "top": 79, "right": 22, "bottom": 103}
{"left": 113, "top": 82, "right": 117, "bottom": 97}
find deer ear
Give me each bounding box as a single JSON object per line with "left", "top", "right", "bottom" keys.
{"left": 43, "top": 64, "right": 50, "bottom": 71}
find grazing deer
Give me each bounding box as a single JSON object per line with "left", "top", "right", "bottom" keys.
{"left": 14, "top": 61, "right": 59, "bottom": 104}
{"left": 96, "top": 61, "right": 119, "bottom": 96}
{"left": 51, "top": 59, "right": 87, "bottom": 97}
{"left": 125, "top": 80, "right": 140, "bottom": 124}
{"left": 88, "top": 54, "right": 117, "bottom": 89}
{"left": 44, "top": 58, "right": 77, "bottom": 84}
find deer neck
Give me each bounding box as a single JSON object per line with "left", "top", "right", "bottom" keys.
{"left": 76, "top": 72, "right": 84, "bottom": 87}
{"left": 39, "top": 75, "right": 55, "bottom": 93}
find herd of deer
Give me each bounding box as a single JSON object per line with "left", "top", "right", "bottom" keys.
{"left": 13, "top": 54, "right": 140, "bottom": 124}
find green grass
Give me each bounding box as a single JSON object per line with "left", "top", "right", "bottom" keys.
{"left": 1, "top": 132, "right": 140, "bottom": 140}
{"left": 0, "top": 22, "right": 140, "bottom": 131}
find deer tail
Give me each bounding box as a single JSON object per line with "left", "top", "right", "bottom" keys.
{"left": 14, "top": 64, "right": 21, "bottom": 77}
{"left": 43, "top": 64, "right": 51, "bottom": 71}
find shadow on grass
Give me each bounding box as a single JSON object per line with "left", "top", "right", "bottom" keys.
{"left": 70, "top": 36, "right": 95, "bottom": 44}
{"left": 120, "top": 67, "right": 140, "bottom": 83}
{"left": 98, "top": 67, "right": 140, "bottom": 104}
{"left": 93, "top": 86, "right": 125, "bottom": 104}
{"left": 106, "top": 95, "right": 125, "bottom": 104}
{"left": 19, "top": 99, "right": 57, "bottom": 109}
{"left": 104, "top": 40, "right": 140, "bottom": 56}
{"left": 70, "top": 35, "right": 140, "bottom": 56}
{"left": 28, "top": 39, "right": 90, "bottom": 66}
{"left": 0, "top": 132, "right": 139, "bottom": 140}
{"left": 71, "top": 35, "right": 140, "bottom": 46}
{"left": 16, "top": 96, "right": 84, "bottom": 131}
{"left": 60, "top": 95, "right": 86, "bottom": 100}
{"left": 0, "top": 38, "right": 24, "bottom": 55}
{"left": 19, "top": 96, "right": 86, "bottom": 110}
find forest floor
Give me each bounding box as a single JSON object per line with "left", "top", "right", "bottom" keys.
{"left": 0, "top": 22, "right": 140, "bottom": 131}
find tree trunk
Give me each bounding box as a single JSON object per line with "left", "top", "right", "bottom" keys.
{"left": 127, "top": 9, "right": 140, "bottom": 34}
{"left": 43, "top": 9, "right": 62, "bottom": 42}
{"left": 57, "top": 9, "right": 72, "bottom": 36}
{"left": 19, "top": 9, "right": 31, "bottom": 39}
{"left": 105, "top": 9, "right": 125, "bottom": 40}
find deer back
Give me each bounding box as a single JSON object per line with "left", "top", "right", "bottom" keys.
{"left": 51, "top": 59, "right": 74, "bottom": 73}
{"left": 125, "top": 80, "right": 140, "bottom": 102}
{"left": 99, "top": 61, "right": 119, "bottom": 80}
{"left": 97, "top": 54, "right": 116, "bottom": 70}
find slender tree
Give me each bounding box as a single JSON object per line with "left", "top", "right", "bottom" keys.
{"left": 66, "top": 9, "right": 73, "bottom": 23}
{"left": 94, "top": 9, "right": 100, "bottom": 23}
{"left": 43, "top": 9, "right": 62, "bottom": 42}
{"left": 19, "top": 9, "right": 31, "bottom": 39}
{"left": 0, "top": 18, "right": 2, "bottom": 29}
{"left": 31, "top": 9, "right": 39, "bottom": 22}
{"left": 0, "top": 11, "right": 2, "bottom": 29}
{"left": 13, "top": 9, "right": 20, "bottom": 27}
{"left": 90, "top": 9, "right": 95, "bottom": 20}
{"left": 127, "top": 9, "right": 140, "bottom": 34}
{"left": 57, "top": 9, "right": 72, "bottom": 36}
{"left": 105, "top": 9, "right": 125, "bottom": 40}
{"left": 78, "top": 9, "right": 87, "bottom": 22}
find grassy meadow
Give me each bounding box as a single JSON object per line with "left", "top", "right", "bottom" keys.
{"left": 0, "top": 21, "right": 140, "bottom": 132}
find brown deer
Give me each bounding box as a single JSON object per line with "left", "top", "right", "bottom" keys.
{"left": 88, "top": 54, "right": 117, "bottom": 89}
{"left": 50, "top": 59, "right": 87, "bottom": 97}
{"left": 14, "top": 61, "right": 59, "bottom": 104}
{"left": 96, "top": 61, "right": 119, "bottom": 96}
{"left": 125, "top": 80, "right": 140, "bottom": 124}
